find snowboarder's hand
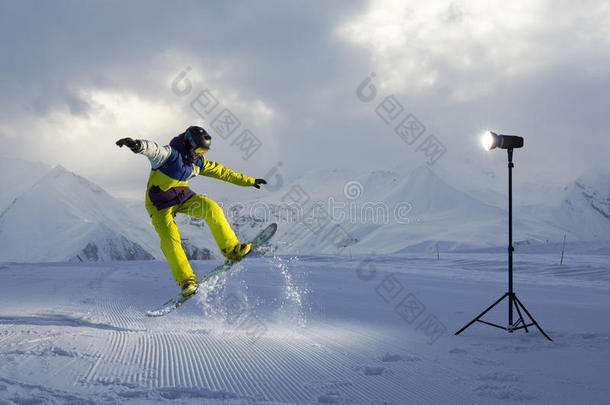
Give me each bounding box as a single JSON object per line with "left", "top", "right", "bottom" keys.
{"left": 116, "top": 137, "right": 142, "bottom": 153}
{"left": 253, "top": 178, "right": 267, "bottom": 189}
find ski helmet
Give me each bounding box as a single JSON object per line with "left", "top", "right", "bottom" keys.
{"left": 184, "top": 126, "right": 211, "bottom": 155}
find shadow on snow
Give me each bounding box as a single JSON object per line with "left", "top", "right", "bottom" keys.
{"left": 0, "top": 313, "right": 138, "bottom": 332}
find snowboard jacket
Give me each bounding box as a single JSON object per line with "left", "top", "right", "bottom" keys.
{"left": 138, "top": 133, "right": 255, "bottom": 211}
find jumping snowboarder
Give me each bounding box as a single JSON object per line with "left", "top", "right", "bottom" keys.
{"left": 116, "top": 126, "right": 267, "bottom": 298}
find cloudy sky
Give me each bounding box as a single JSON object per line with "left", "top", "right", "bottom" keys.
{"left": 1, "top": 0, "right": 609, "bottom": 199}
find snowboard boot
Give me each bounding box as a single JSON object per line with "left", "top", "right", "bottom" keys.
{"left": 180, "top": 276, "right": 198, "bottom": 297}
{"left": 221, "top": 242, "right": 252, "bottom": 262}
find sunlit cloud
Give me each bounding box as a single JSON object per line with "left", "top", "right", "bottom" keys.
{"left": 336, "top": 0, "right": 610, "bottom": 101}
{"left": 1, "top": 0, "right": 609, "bottom": 200}
{"left": 1, "top": 89, "right": 186, "bottom": 184}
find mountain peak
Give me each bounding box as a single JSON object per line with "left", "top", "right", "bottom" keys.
{"left": 36, "top": 164, "right": 105, "bottom": 195}
{"left": 0, "top": 164, "right": 161, "bottom": 262}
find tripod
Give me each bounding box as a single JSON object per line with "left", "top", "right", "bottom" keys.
{"left": 455, "top": 149, "right": 552, "bottom": 341}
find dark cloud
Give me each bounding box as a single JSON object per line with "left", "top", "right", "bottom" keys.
{"left": 0, "top": 0, "right": 608, "bottom": 199}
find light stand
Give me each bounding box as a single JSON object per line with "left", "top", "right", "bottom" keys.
{"left": 455, "top": 147, "right": 552, "bottom": 341}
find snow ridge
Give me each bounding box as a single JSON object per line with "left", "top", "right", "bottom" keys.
{"left": 0, "top": 164, "right": 161, "bottom": 262}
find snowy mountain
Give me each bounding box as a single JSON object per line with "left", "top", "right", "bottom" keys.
{"left": 1, "top": 159, "right": 608, "bottom": 262}
{"left": 218, "top": 165, "right": 585, "bottom": 255}
{"left": 554, "top": 168, "right": 610, "bottom": 240}
{"left": 0, "top": 165, "right": 161, "bottom": 262}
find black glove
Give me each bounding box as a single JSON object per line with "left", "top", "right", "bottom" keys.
{"left": 116, "top": 137, "right": 142, "bottom": 153}
{"left": 253, "top": 178, "right": 267, "bottom": 189}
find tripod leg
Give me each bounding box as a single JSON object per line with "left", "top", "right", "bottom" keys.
{"left": 455, "top": 293, "right": 508, "bottom": 336}
{"left": 513, "top": 295, "right": 552, "bottom": 341}
{"left": 512, "top": 296, "right": 528, "bottom": 333}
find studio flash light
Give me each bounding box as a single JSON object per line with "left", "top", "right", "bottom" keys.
{"left": 456, "top": 129, "right": 552, "bottom": 341}
{"left": 481, "top": 130, "right": 524, "bottom": 151}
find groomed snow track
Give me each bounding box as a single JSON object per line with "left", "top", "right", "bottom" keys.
{"left": 1, "top": 255, "right": 609, "bottom": 404}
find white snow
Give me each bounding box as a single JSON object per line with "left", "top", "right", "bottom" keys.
{"left": 1, "top": 159, "right": 610, "bottom": 403}
{"left": 0, "top": 252, "right": 609, "bottom": 404}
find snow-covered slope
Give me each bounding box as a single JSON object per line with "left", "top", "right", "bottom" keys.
{"left": 0, "top": 165, "right": 161, "bottom": 262}
{"left": 219, "top": 165, "right": 591, "bottom": 255}
{"left": 553, "top": 168, "right": 610, "bottom": 240}
{"left": 0, "top": 253, "right": 609, "bottom": 403}
{"left": 351, "top": 165, "right": 508, "bottom": 252}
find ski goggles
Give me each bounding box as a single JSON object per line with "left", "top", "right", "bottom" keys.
{"left": 193, "top": 147, "right": 208, "bottom": 156}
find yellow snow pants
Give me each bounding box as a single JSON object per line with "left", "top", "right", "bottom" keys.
{"left": 146, "top": 194, "right": 239, "bottom": 285}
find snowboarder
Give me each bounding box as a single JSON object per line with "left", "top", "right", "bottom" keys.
{"left": 116, "top": 126, "right": 267, "bottom": 297}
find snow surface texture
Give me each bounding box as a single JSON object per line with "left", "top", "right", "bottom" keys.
{"left": 2, "top": 159, "right": 609, "bottom": 262}
{"left": 0, "top": 253, "right": 609, "bottom": 404}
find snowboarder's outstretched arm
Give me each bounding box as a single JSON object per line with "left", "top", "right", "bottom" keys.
{"left": 136, "top": 140, "right": 172, "bottom": 169}
{"left": 117, "top": 136, "right": 266, "bottom": 188}
{"left": 200, "top": 160, "right": 257, "bottom": 187}
{"left": 116, "top": 137, "right": 171, "bottom": 169}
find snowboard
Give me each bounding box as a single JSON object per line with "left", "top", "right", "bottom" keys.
{"left": 146, "top": 223, "right": 277, "bottom": 317}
